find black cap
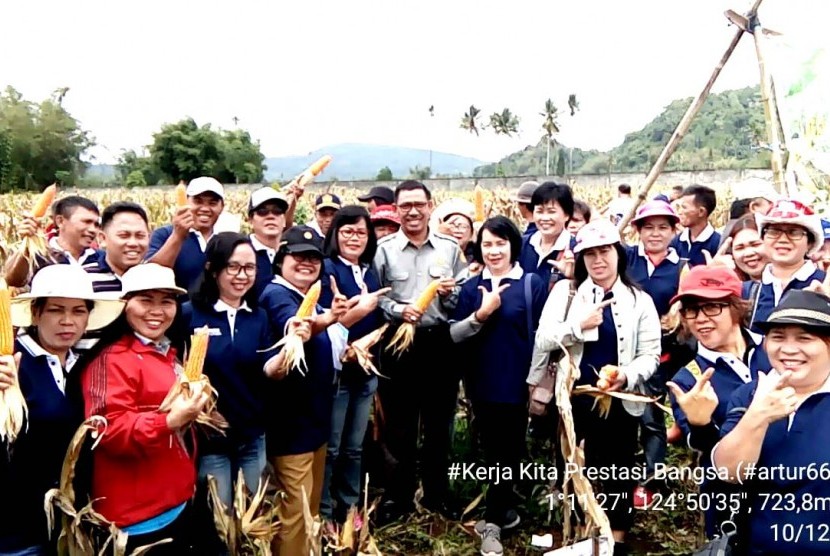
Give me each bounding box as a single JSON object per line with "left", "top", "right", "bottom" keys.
{"left": 279, "top": 225, "right": 324, "bottom": 257}
{"left": 357, "top": 186, "right": 395, "bottom": 205}
{"left": 756, "top": 290, "right": 830, "bottom": 334}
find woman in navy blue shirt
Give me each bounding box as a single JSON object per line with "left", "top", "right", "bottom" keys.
{"left": 182, "top": 232, "right": 283, "bottom": 514}
{"left": 259, "top": 225, "right": 350, "bottom": 556}
{"left": 318, "top": 206, "right": 389, "bottom": 524}
{"left": 0, "top": 265, "right": 123, "bottom": 555}
{"left": 451, "top": 216, "right": 547, "bottom": 555}
{"left": 666, "top": 265, "right": 769, "bottom": 539}
{"left": 713, "top": 290, "right": 830, "bottom": 556}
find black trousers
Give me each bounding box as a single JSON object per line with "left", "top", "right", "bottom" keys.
{"left": 377, "top": 324, "right": 459, "bottom": 508}
{"left": 573, "top": 397, "right": 638, "bottom": 532}
{"left": 473, "top": 401, "right": 528, "bottom": 525}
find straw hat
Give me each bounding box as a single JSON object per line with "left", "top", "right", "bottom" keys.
{"left": 120, "top": 263, "right": 187, "bottom": 296}
{"left": 11, "top": 265, "right": 125, "bottom": 330}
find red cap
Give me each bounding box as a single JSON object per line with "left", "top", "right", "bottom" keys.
{"left": 669, "top": 265, "right": 742, "bottom": 305}
{"left": 370, "top": 206, "right": 401, "bottom": 225}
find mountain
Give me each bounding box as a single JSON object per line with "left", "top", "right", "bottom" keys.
{"left": 264, "top": 143, "right": 489, "bottom": 181}
{"left": 476, "top": 86, "right": 769, "bottom": 176}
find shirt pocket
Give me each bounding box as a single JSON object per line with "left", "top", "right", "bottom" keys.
{"left": 388, "top": 270, "right": 409, "bottom": 282}
{"left": 428, "top": 265, "right": 451, "bottom": 279}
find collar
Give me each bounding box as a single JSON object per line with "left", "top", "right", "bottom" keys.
{"left": 17, "top": 333, "right": 79, "bottom": 371}
{"left": 679, "top": 223, "right": 715, "bottom": 244}
{"left": 761, "top": 260, "right": 818, "bottom": 285}
{"left": 48, "top": 236, "right": 96, "bottom": 263}
{"left": 576, "top": 276, "right": 632, "bottom": 305}
{"left": 637, "top": 243, "right": 680, "bottom": 264}
{"left": 271, "top": 274, "right": 319, "bottom": 309}
{"left": 529, "top": 229, "right": 571, "bottom": 252}
{"left": 398, "top": 229, "right": 440, "bottom": 251}
{"left": 338, "top": 256, "right": 365, "bottom": 269}
{"left": 482, "top": 263, "right": 524, "bottom": 281}
{"left": 133, "top": 332, "right": 172, "bottom": 355}
{"left": 213, "top": 299, "right": 252, "bottom": 313}
{"left": 250, "top": 234, "right": 278, "bottom": 255}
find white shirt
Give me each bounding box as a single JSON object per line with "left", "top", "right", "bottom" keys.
{"left": 213, "top": 299, "right": 252, "bottom": 340}
{"left": 250, "top": 234, "right": 278, "bottom": 264}
{"left": 48, "top": 237, "right": 96, "bottom": 266}
{"left": 760, "top": 260, "right": 818, "bottom": 305}
{"left": 189, "top": 229, "right": 214, "bottom": 252}
{"left": 637, "top": 244, "right": 680, "bottom": 277}
{"left": 306, "top": 219, "right": 324, "bottom": 237}
{"left": 481, "top": 263, "right": 524, "bottom": 288}
{"left": 338, "top": 257, "right": 367, "bottom": 289}
{"left": 696, "top": 330, "right": 764, "bottom": 384}
{"left": 528, "top": 229, "right": 572, "bottom": 269}
{"left": 18, "top": 334, "right": 78, "bottom": 394}
{"left": 608, "top": 197, "right": 635, "bottom": 218}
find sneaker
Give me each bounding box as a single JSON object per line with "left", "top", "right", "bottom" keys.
{"left": 479, "top": 523, "right": 503, "bottom": 556}
{"left": 475, "top": 510, "right": 520, "bottom": 536}
{"left": 633, "top": 485, "right": 655, "bottom": 509}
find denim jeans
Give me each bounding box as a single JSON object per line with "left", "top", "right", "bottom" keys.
{"left": 320, "top": 375, "right": 377, "bottom": 521}
{"left": 199, "top": 434, "right": 267, "bottom": 511}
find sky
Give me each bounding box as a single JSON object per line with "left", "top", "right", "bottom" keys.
{"left": 1, "top": 0, "right": 827, "bottom": 165}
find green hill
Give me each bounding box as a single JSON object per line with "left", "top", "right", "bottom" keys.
{"left": 475, "top": 86, "right": 771, "bottom": 176}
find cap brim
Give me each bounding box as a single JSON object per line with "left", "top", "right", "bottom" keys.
{"left": 357, "top": 194, "right": 372, "bottom": 202}
{"left": 250, "top": 198, "right": 289, "bottom": 213}
{"left": 11, "top": 298, "right": 125, "bottom": 331}
{"left": 669, "top": 289, "right": 735, "bottom": 306}
{"left": 755, "top": 316, "right": 830, "bottom": 334}
{"left": 187, "top": 188, "right": 224, "bottom": 200}
{"left": 285, "top": 244, "right": 324, "bottom": 256}
{"left": 316, "top": 203, "right": 341, "bottom": 211}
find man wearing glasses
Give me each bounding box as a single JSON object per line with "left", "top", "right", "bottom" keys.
{"left": 247, "top": 187, "right": 289, "bottom": 298}
{"left": 373, "top": 180, "right": 467, "bottom": 523}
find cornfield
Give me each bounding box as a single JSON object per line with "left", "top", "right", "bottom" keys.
{"left": 0, "top": 183, "right": 736, "bottom": 267}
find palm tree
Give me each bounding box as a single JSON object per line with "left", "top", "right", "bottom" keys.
{"left": 541, "top": 99, "right": 560, "bottom": 176}
{"left": 567, "top": 94, "right": 580, "bottom": 116}
{"left": 489, "top": 108, "right": 520, "bottom": 137}
{"left": 460, "top": 105, "right": 484, "bottom": 136}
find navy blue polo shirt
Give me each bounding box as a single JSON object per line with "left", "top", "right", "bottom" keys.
{"left": 146, "top": 225, "right": 209, "bottom": 292}
{"left": 577, "top": 292, "right": 618, "bottom": 388}
{"left": 181, "top": 301, "right": 276, "bottom": 451}
{"left": 625, "top": 245, "right": 681, "bottom": 317}
{"left": 523, "top": 222, "right": 538, "bottom": 238}
{"left": 744, "top": 262, "right": 826, "bottom": 333}
{"left": 719, "top": 378, "right": 830, "bottom": 555}
{"left": 84, "top": 250, "right": 125, "bottom": 294}
{"left": 320, "top": 257, "right": 384, "bottom": 382}
{"left": 519, "top": 230, "right": 576, "bottom": 288}
{"left": 452, "top": 267, "right": 547, "bottom": 404}
{"left": 0, "top": 337, "right": 83, "bottom": 552}
{"left": 671, "top": 224, "right": 721, "bottom": 267}
{"left": 259, "top": 279, "right": 338, "bottom": 456}
{"left": 250, "top": 235, "right": 277, "bottom": 300}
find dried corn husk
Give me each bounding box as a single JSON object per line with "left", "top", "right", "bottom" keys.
{"left": 386, "top": 280, "right": 441, "bottom": 356}
{"left": 207, "top": 470, "right": 281, "bottom": 555}
{"left": 318, "top": 474, "right": 381, "bottom": 555}
{"left": 158, "top": 371, "right": 228, "bottom": 435}
{"left": 342, "top": 324, "right": 389, "bottom": 376}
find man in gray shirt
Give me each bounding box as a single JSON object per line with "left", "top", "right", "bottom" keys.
{"left": 373, "top": 180, "right": 467, "bottom": 522}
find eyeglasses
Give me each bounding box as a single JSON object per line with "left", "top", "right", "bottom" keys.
{"left": 680, "top": 302, "right": 730, "bottom": 320}
{"left": 226, "top": 262, "right": 257, "bottom": 276}
{"left": 446, "top": 219, "right": 471, "bottom": 231}
{"left": 398, "top": 202, "right": 428, "bottom": 212}
{"left": 764, "top": 227, "right": 808, "bottom": 241}
{"left": 254, "top": 206, "right": 285, "bottom": 217}
{"left": 339, "top": 229, "right": 369, "bottom": 239}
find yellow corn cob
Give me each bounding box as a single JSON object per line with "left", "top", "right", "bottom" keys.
{"left": 0, "top": 279, "right": 27, "bottom": 443}
{"left": 184, "top": 326, "right": 210, "bottom": 381}
{"left": 175, "top": 183, "right": 188, "bottom": 207}
{"left": 296, "top": 281, "right": 321, "bottom": 318}
{"left": 474, "top": 185, "right": 485, "bottom": 222}
{"left": 31, "top": 184, "right": 57, "bottom": 219}
{"left": 414, "top": 280, "right": 441, "bottom": 312}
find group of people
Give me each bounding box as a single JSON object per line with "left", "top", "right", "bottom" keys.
{"left": 0, "top": 174, "right": 828, "bottom": 556}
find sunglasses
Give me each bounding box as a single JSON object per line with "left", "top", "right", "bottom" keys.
{"left": 254, "top": 206, "right": 285, "bottom": 217}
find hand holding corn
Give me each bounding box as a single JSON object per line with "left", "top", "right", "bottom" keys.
{"left": 171, "top": 205, "right": 195, "bottom": 238}
{"left": 0, "top": 354, "right": 20, "bottom": 391}
{"left": 596, "top": 365, "right": 626, "bottom": 392}
{"left": 15, "top": 216, "right": 40, "bottom": 240}
{"left": 436, "top": 277, "right": 456, "bottom": 297}
{"left": 165, "top": 388, "right": 211, "bottom": 431}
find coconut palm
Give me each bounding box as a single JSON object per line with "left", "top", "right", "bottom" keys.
{"left": 489, "top": 108, "right": 520, "bottom": 137}
{"left": 460, "top": 105, "right": 483, "bottom": 136}
{"left": 541, "top": 99, "right": 560, "bottom": 176}
{"left": 568, "top": 94, "right": 580, "bottom": 116}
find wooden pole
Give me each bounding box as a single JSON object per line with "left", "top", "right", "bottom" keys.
{"left": 751, "top": 15, "right": 787, "bottom": 193}
{"left": 618, "top": 0, "right": 764, "bottom": 231}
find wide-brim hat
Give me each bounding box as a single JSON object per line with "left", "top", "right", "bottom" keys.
{"left": 756, "top": 199, "right": 825, "bottom": 256}
{"left": 574, "top": 218, "right": 621, "bottom": 254}
{"left": 120, "top": 263, "right": 188, "bottom": 297}
{"left": 510, "top": 181, "right": 539, "bottom": 203}
{"left": 632, "top": 200, "right": 679, "bottom": 226}
{"left": 755, "top": 289, "right": 830, "bottom": 334}
{"left": 11, "top": 265, "right": 125, "bottom": 331}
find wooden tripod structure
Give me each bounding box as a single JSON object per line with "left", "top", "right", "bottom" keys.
{"left": 618, "top": 0, "right": 788, "bottom": 231}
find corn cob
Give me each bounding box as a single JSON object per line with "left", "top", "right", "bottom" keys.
{"left": 184, "top": 326, "right": 210, "bottom": 381}
{"left": 387, "top": 280, "right": 442, "bottom": 356}
{"left": 0, "top": 279, "right": 27, "bottom": 443}
{"left": 309, "top": 155, "right": 333, "bottom": 176}
{"left": 265, "top": 281, "right": 321, "bottom": 376}
{"left": 31, "top": 184, "right": 57, "bottom": 218}
{"left": 474, "top": 185, "right": 485, "bottom": 222}
{"left": 175, "top": 183, "right": 188, "bottom": 208}
{"left": 296, "top": 281, "right": 321, "bottom": 318}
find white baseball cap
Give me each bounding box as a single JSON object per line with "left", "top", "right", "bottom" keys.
{"left": 186, "top": 176, "right": 224, "bottom": 199}
{"left": 248, "top": 187, "right": 289, "bottom": 214}
{"left": 732, "top": 177, "right": 781, "bottom": 203}
{"left": 574, "top": 218, "right": 622, "bottom": 254}
{"left": 121, "top": 263, "right": 187, "bottom": 296}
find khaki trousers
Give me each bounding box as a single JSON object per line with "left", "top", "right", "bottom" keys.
{"left": 270, "top": 444, "right": 327, "bottom": 556}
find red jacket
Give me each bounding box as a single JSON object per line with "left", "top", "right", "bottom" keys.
{"left": 81, "top": 334, "right": 196, "bottom": 527}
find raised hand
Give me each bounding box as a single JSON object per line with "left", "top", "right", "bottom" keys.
{"left": 475, "top": 283, "right": 510, "bottom": 321}
{"left": 667, "top": 368, "right": 719, "bottom": 426}
{"left": 329, "top": 276, "right": 354, "bottom": 322}
{"left": 171, "top": 206, "right": 195, "bottom": 238}
{"left": 16, "top": 216, "right": 39, "bottom": 240}
{"left": 580, "top": 299, "right": 614, "bottom": 332}
{"left": 350, "top": 284, "right": 392, "bottom": 315}
{"left": 549, "top": 250, "right": 575, "bottom": 278}
{"left": 748, "top": 371, "right": 798, "bottom": 424}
